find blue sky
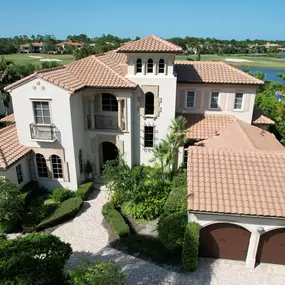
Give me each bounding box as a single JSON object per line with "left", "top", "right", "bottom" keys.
{"left": 1, "top": 0, "right": 283, "bottom": 40}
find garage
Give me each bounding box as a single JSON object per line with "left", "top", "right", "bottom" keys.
{"left": 199, "top": 223, "right": 251, "bottom": 261}
{"left": 256, "top": 228, "right": 285, "bottom": 265}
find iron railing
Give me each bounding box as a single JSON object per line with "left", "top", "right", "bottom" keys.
{"left": 30, "top": 123, "right": 60, "bottom": 141}
{"left": 94, "top": 115, "right": 118, "bottom": 130}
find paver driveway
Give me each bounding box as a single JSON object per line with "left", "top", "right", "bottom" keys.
{"left": 53, "top": 184, "right": 285, "bottom": 285}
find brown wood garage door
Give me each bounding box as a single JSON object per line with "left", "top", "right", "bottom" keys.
{"left": 199, "top": 223, "right": 251, "bottom": 261}
{"left": 256, "top": 228, "right": 285, "bottom": 265}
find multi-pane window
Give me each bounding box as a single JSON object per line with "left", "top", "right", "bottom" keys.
{"left": 210, "top": 92, "right": 219, "bottom": 109}
{"left": 51, "top": 155, "right": 63, "bottom": 179}
{"left": 136, "top": 58, "right": 142, "bottom": 73}
{"left": 186, "top": 91, "right": 195, "bottom": 108}
{"left": 16, "top": 164, "right": 23, "bottom": 184}
{"left": 158, "top": 59, "right": 165, "bottom": 73}
{"left": 36, "top": 153, "right": 48, "bottom": 178}
{"left": 79, "top": 149, "right": 84, "bottom": 173}
{"left": 33, "top": 102, "right": 51, "bottom": 124}
{"left": 145, "top": 92, "right": 154, "bottom": 115}
{"left": 144, "top": 126, "right": 154, "bottom": 147}
{"left": 234, "top": 93, "right": 244, "bottom": 110}
{"left": 147, "top": 59, "right": 153, "bottom": 73}
{"left": 102, "top": 93, "right": 118, "bottom": 111}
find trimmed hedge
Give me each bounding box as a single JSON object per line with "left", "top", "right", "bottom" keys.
{"left": 163, "top": 187, "right": 187, "bottom": 214}
{"left": 51, "top": 188, "right": 74, "bottom": 203}
{"left": 102, "top": 202, "right": 130, "bottom": 237}
{"left": 35, "top": 197, "right": 83, "bottom": 231}
{"left": 0, "top": 233, "right": 72, "bottom": 284}
{"left": 158, "top": 211, "right": 188, "bottom": 252}
{"left": 182, "top": 222, "right": 200, "bottom": 271}
{"left": 76, "top": 182, "right": 93, "bottom": 201}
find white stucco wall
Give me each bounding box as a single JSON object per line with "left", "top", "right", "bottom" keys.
{"left": 176, "top": 84, "right": 258, "bottom": 124}
{"left": 0, "top": 156, "right": 31, "bottom": 187}
{"left": 9, "top": 78, "right": 78, "bottom": 190}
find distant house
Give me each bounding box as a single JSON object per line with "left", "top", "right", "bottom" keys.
{"left": 19, "top": 42, "right": 43, "bottom": 53}
{"left": 275, "top": 91, "right": 285, "bottom": 102}
{"left": 55, "top": 41, "right": 84, "bottom": 52}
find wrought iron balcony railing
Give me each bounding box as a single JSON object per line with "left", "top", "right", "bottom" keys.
{"left": 30, "top": 123, "right": 60, "bottom": 141}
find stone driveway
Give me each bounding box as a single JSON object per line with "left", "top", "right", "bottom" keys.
{"left": 53, "top": 184, "right": 285, "bottom": 285}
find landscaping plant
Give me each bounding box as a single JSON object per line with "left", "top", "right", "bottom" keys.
{"left": 76, "top": 182, "right": 93, "bottom": 200}
{"left": 51, "top": 188, "right": 74, "bottom": 203}
{"left": 163, "top": 187, "right": 187, "bottom": 214}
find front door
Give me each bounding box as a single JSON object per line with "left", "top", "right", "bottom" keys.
{"left": 102, "top": 142, "right": 118, "bottom": 165}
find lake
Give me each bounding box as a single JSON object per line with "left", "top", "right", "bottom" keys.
{"left": 238, "top": 67, "right": 285, "bottom": 83}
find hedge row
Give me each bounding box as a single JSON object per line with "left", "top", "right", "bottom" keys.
{"left": 182, "top": 222, "right": 200, "bottom": 271}
{"left": 76, "top": 182, "right": 93, "bottom": 201}
{"left": 102, "top": 202, "right": 130, "bottom": 237}
{"left": 35, "top": 197, "right": 83, "bottom": 231}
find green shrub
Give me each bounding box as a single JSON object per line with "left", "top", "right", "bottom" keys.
{"left": 0, "top": 218, "right": 19, "bottom": 234}
{"left": 158, "top": 211, "right": 188, "bottom": 252}
{"left": 76, "top": 182, "right": 93, "bottom": 200}
{"left": 21, "top": 180, "right": 48, "bottom": 197}
{"left": 51, "top": 188, "right": 74, "bottom": 203}
{"left": 102, "top": 202, "right": 130, "bottom": 237}
{"left": 36, "top": 197, "right": 83, "bottom": 231}
{"left": 69, "top": 259, "right": 126, "bottom": 285}
{"left": 171, "top": 168, "right": 187, "bottom": 189}
{"left": 163, "top": 187, "right": 187, "bottom": 214}
{"left": 121, "top": 234, "right": 170, "bottom": 263}
{"left": 0, "top": 233, "right": 72, "bottom": 284}
{"left": 182, "top": 222, "right": 200, "bottom": 271}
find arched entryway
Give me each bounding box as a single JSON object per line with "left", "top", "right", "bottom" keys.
{"left": 256, "top": 228, "right": 285, "bottom": 265}
{"left": 101, "top": 142, "right": 118, "bottom": 165}
{"left": 199, "top": 223, "right": 251, "bottom": 261}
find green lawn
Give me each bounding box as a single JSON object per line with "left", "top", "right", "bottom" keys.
{"left": 176, "top": 54, "right": 285, "bottom": 68}
{"left": 1, "top": 53, "right": 75, "bottom": 66}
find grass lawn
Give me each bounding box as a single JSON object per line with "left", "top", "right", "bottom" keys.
{"left": 1, "top": 53, "right": 75, "bottom": 66}
{"left": 176, "top": 54, "right": 285, "bottom": 68}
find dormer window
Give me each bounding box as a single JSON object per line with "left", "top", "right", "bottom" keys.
{"left": 136, "top": 58, "right": 142, "bottom": 73}
{"left": 158, "top": 59, "right": 165, "bottom": 73}
{"left": 147, "top": 59, "right": 153, "bottom": 73}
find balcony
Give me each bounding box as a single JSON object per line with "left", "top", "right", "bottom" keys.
{"left": 30, "top": 123, "right": 60, "bottom": 142}
{"left": 94, "top": 115, "right": 118, "bottom": 130}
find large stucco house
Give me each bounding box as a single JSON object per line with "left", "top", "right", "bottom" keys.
{"left": 1, "top": 36, "right": 284, "bottom": 267}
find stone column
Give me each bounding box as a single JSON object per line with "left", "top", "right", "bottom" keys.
{"left": 117, "top": 98, "right": 122, "bottom": 130}
{"left": 124, "top": 99, "right": 128, "bottom": 132}
{"left": 90, "top": 98, "right": 95, "bottom": 129}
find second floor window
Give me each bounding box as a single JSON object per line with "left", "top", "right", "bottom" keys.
{"left": 234, "top": 93, "right": 244, "bottom": 110}
{"left": 186, "top": 91, "right": 195, "bottom": 108}
{"left": 145, "top": 92, "right": 154, "bottom": 115}
{"left": 210, "top": 92, "right": 219, "bottom": 109}
{"left": 33, "top": 101, "right": 51, "bottom": 124}
{"left": 16, "top": 164, "right": 23, "bottom": 184}
{"left": 136, "top": 58, "right": 142, "bottom": 73}
{"left": 144, "top": 126, "right": 154, "bottom": 147}
{"left": 102, "top": 93, "right": 118, "bottom": 111}
{"left": 147, "top": 59, "right": 153, "bottom": 73}
{"left": 158, "top": 59, "right": 165, "bottom": 73}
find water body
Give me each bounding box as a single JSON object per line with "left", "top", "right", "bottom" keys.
{"left": 238, "top": 67, "right": 285, "bottom": 83}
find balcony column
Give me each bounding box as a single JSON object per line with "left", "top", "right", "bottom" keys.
{"left": 124, "top": 99, "right": 128, "bottom": 132}
{"left": 89, "top": 98, "right": 95, "bottom": 129}
{"left": 117, "top": 98, "right": 123, "bottom": 131}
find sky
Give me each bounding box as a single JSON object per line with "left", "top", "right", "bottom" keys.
{"left": 1, "top": 0, "right": 283, "bottom": 40}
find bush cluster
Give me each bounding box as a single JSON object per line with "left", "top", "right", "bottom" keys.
{"left": 36, "top": 197, "right": 83, "bottom": 231}
{"left": 75, "top": 182, "right": 93, "bottom": 200}
{"left": 51, "top": 188, "right": 74, "bottom": 203}
{"left": 102, "top": 202, "right": 130, "bottom": 237}
{"left": 170, "top": 168, "right": 187, "bottom": 189}
{"left": 158, "top": 211, "right": 188, "bottom": 252}
{"left": 0, "top": 233, "right": 72, "bottom": 284}
{"left": 182, "top": 222, "right": 200, "bottom": 271}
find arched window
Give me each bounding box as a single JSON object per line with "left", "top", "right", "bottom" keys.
{"left": 51, "top": 155, "right": 63, "bottom": 179}
{"left": 36, "top": 153, "right": 48, "bottom": 178}
{"left": 101, "top": 93, "right": 118, "bottom": 111}
{"left": 147, "top": 59, "right": 153, "bottom": 73}
{"left": 79, "top": 149, "right": 84, "bottom": 173}
{"left": 136, "top": 58, "right": 142, "bottom": 73}
{"left": 158, "top": 59, "right": 165, "bottom": 73}
{"left": 145, "top": 92, "right": 154, "bottom": 115}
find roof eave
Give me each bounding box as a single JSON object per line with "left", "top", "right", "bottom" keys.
{"left": 177, "top": 80, "right": 263, "bottom": 86}
{"left": 117, "top": 50, "right": 183, "bottom": 54}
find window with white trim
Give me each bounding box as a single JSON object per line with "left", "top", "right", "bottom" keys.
{"left": 36, "top": 153, "right": 48, "bottom": 178}
{"left": 147, "top": 59, "right": 153, "bottom": 73}
{"left": 210, "top": 92, "right": 219, "bottom": 109}
{"left": 158, "top": 59, "right": 165, "bottom": 73}
{"left": 186, "top": 91, "right": 195, "bottom": 108}
{"left": 136, "top": 58, "right": 142, "bottom": 73}
{"left": 234, "top": 93, "right": 244, "bottom": 110}
{"left": 33, "top": 101, "right": 51, "bottom": 124}
{"left": 79, "top": 149, "right": 84, "bottom": 173}
{"left": 51, "top": 155, "right": 63, "bottom": 179}
{"left": 144, "top": 126, "right": 154, "bottom": 147}
{"left": 101, "top": 93, "right": 118, "bottom": 111}
{"left": 16, "top": 164, "right": 23, "bottom": 184}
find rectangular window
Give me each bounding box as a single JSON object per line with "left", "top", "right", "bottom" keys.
{"left": 16, "top": 164, "right": 23, "bottom": 184}
{"left": 102, "top": 93, "right": 118, "bottom": 111}
{"left": 33, "top": 101, "right": 51, "bottom": 124}
{"left": 186, "top": 91, "right": 195, "bottom": 108}
{"left": 234, "top": 93, "right": 244, "bottom": 110}
{"left": 144, "top": 126, "right": 154, "bottom": 147}
{"left": 210, "top": 92, "right": 219, "bottom": 109}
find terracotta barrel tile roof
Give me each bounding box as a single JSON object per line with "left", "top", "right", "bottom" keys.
{"left": 188, "top": 147, "right": 285, "bottom": 218}
{"left": 252, "top": 107, "right": 275, "bottom": 125}
{"left": 117, "top": 35, "right": 183, "bottom": 53}
{"left": 175, "top": 61, "right": 264, "bottom": 85}
{"left": 0, "top": 113, "right": 15, "bottom": 123}
{"left": 0, "top": 124, "right": 30, "bottom": 170}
